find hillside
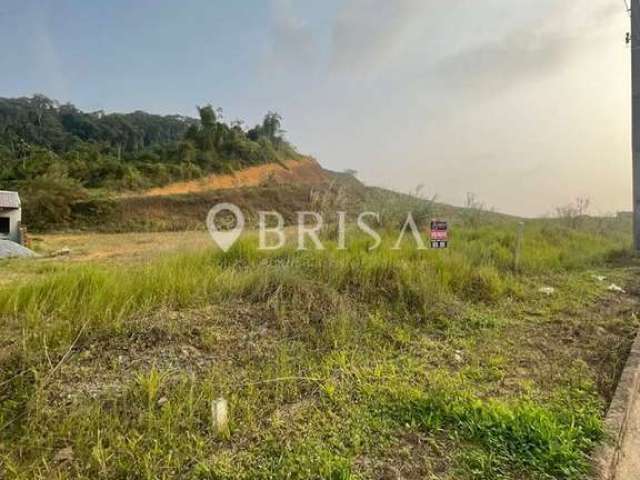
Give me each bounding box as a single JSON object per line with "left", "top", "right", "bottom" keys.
{"left": 0, "top": 95, "right": 303, "bottom": 230}
{"left": 56, "top": 161, "right": 523, "bottom": 233}
{"left": 0, "top": 95, "right": 525, "bottom": 234}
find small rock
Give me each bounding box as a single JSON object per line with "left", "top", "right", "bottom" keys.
{"left": 538, "top": 287, "right": 555, "bottom": 295}
{"left": 51, "top": 248, "right": 71, "bottom": 257}
{"left": 608, "top": 283, "right": 626, "bottom": 294}
{"left": 54, "top": 446, "right": 74, "bottom": 463}
{"left": 181, "top": 345, "right": 199, "bottom": 357}
{"left": 157, "top": 396, "right": 169, "bottom": 407}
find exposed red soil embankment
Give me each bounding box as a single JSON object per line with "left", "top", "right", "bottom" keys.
{"left": 142, "top": 157, "right": 327, "bottom": 197}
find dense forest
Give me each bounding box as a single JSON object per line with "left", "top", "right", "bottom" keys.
{"left": 0, "top": 95, "right": 300, "bottom": 228}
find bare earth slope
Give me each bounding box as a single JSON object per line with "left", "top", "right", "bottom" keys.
{"left": 141, "top": 157, "right": 327, "bottom": 197}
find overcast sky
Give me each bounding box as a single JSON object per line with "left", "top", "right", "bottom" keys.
{"left": 0, "top": 0, "right": 631, "bottom": 216}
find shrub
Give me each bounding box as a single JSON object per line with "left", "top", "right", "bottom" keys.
{"left": 18, "top": 172, "right": 88, "bottom": 230}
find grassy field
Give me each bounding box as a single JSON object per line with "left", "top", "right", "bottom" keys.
{"left": 0, "top": 218, "right": 638, "bottom": 479}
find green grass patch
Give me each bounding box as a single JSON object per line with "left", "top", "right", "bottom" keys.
{"left": 0, "top": 220, "right": 635, "bottom": 479}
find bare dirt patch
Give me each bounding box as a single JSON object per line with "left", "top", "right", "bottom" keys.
{"left": 44, "top": 304, "right": 281, "bottom": 406}
{"left": 140, "top": 157, "right": 326, "bottom": 197}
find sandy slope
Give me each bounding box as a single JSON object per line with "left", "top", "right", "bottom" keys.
{"left": 141, "top": 157, "right": 326, "bottom": 197}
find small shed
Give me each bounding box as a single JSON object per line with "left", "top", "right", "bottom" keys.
{"left": 0, "top": 191, "right": 22, "bottom": 244}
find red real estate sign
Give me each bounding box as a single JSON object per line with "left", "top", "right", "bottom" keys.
{"left": 430, "top": 220, "right": 448, "bottom": 248}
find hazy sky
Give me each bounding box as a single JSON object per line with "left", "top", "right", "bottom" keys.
{"left": 0, "top": 0, "right": 632, "bottom": 216}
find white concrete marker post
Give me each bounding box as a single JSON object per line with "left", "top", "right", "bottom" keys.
{"left": 211, "top": 398, "right": 229, "bottom": 438}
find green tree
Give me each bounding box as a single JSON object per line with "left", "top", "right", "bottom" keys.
{"left": 18, "top": 171, "right": 88, "bottom": 229}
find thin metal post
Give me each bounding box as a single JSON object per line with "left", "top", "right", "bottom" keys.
{"left": 631, "top": 0, "right": 640, "bottom": 249}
